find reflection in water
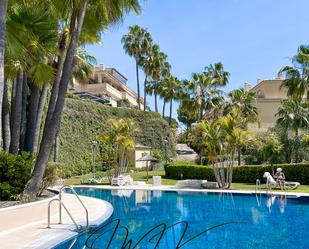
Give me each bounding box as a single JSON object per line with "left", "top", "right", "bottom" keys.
{"left": 259, "top": 194, "right": 287, "bottom": 213}
{"left": 111, "top": 189, "right": 133, "bottom": 198}
{"left": 56, "top": 189, "right": 309, "bottom": 249}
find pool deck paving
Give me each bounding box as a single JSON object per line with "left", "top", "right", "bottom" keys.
{"left": 0, "top": 193, "right": 113, "bottom": 249}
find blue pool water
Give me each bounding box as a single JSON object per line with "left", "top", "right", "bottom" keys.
{"left": 54, "top": 189, "right": 309, "bottom": 249}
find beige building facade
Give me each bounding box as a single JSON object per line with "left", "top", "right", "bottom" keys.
{"left": 245, "top": 78, "right": 287, "bottom": 132}
{"left": 72, "top": 64, "right": 144, "bottom": 109}
{"left": 128, "top": 144, "right": 152, "bottom": 168}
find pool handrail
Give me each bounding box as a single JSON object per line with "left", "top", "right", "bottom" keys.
{"left": 255, "top": 179, "right": 261, "bottom": 193}
{"left": 59, "top": 185, "right": 89, "bottom": 227}
{"left": 47, "top": 199, "right": 79, "bottom": 230}
{"left": 47, "top": 185, "right": 89, "bottom": 231}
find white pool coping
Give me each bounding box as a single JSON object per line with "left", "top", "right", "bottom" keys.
{"left": 0, "top": 193, "right": 113, "bottom": 249}
{"left": 72, "top": 184, "right": 309, "bottom": 197}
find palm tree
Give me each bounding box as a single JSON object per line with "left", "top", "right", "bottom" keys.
{"left": 23, "top": 0, "right": 142, "bottom": 199}
{"left": 225, "top": 88, "right": 259, "bottom": 127}
{"left": 122, "top": 25, "right": 151, "bottom": 110}
{"left": 279, "top": 45, "right": 309, "bottom": 98}
{"left": 0, "top": 0, "right": 8, "bottom": 149}
{"left": 177, "top": 96, "right": 199, "bottom": 138}
{"left": 185, "top": 62, "right": 229, "bottom": 121}
{"left": 276, "top": 97, "right": 309, "bottom": 162}
{"left": 145, "top": 45, "right": 170, "bottom": 112}
{"left": 160, "top": 76, "right": 181, "bottom": 125}
{"left": 4, "top": 5, "right": 58, "bottom": 154}
{"left": 98, "top": 118, "right": 137, "bottom": 176}
{"left": 276, "top": 97, "right": 309, "bottom": 137}
{"left": 138, "top": 32, "right": 153, "bottom": 111}
{"left": 224, "top": 88, "right": 258, "bottom": 165}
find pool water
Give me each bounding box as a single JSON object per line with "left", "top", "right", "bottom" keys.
{"left": 54, "top": 189, "right": 309, "bottom": 249}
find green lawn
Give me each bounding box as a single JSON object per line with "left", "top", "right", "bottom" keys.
{"left": 64, "top": 170, "right": 309, "bottom": 193}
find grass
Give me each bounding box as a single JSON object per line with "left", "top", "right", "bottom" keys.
{"left": 231, "top": 182, "right": 309, "bottom": 193}
{"left": 64, "top": 170, "right": 309, "bottom": 193}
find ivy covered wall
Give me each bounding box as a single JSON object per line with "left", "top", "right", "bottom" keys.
{"left": 58, "top": 98, "right": 175, "bottom": 177}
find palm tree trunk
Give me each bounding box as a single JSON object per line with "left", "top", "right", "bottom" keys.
{"left": 162, "top": 100, "right": 166, "bottom": 117}
{"left": 169, "top": 100, "right": 173, "bottom": 126}
{"left": 295, "top": 128, "right": 299, "bottom": 163}
{"left": 0, "top": 0, "right": 8, "bottom": 149}
{"left": 237, "top": 146, "right": 241, "bottom": 166}
{"left": 53, "top": 132, "right": 59, "bottom": 162}
{"left": 44, "top": 32, "right": 67, "bottom": 127}
{"left": 19, "top": 75, "right": 29, "bottom": 150}
{"left": 2, "top": 80, "right": 10, "bottom": 151}
{"left": 154, "top": 92, "right": 158, "bottom": 112}
{"left": 143, "top": 75, "right": 147, "bottom": 111}
{"left": 199, "top": 99, "right": 204, "bottom": 121}
{"left": 135, "top": 59, "right": 141, "bottom": 110}
{"left": 9, "top": 69, "right": 24, "bottom": 154}
{"left": 10, "top": 80, "right": 16, "bottom": 129}
{"left": 186, "top": 123, "right": 189, "bottom": 139}
{"left": 33, "top": 85, "right": 48, "bottom": 154}
{"left": 24, "top": 83, "right": 40, "bottom": 153}
{"left": 22, "top": 1, "right": 89, "bottom": 199}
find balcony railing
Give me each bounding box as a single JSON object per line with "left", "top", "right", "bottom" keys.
{"left": 105, "top": 68, "right": 128, "bottom": 84}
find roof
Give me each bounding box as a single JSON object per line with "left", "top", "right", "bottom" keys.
{"left": 250, "top": 79, "right": 284, "bottom": 92}
{"left": 136, "top": 154, "right": 158, "bottom": 162}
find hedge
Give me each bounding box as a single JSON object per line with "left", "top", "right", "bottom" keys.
{"left": 165, "top": 162, "right": 309, "bottom": 185}
{"left": 0, "top": 151, "right": 33, "bottom": 200}
{"left": 58, "top": 98, "right": 175, "bottom": 177}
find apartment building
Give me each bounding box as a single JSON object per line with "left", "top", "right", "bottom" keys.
{"left": 72, "top": 64, "right": 144, "bottom": 109}
{"left": 245, "top": 77, "right": 287, "bottom": 132}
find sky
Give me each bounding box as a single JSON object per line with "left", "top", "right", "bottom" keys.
{"left": 86, "top": 0, "right": 309, "bottom": 123}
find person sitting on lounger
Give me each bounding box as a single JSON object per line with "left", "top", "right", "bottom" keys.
{"left": 274, "top": 168, "right": 285, "bottom": 190}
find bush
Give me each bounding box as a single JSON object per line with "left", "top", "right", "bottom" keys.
{"left": 38, "top": 162, "right": 60, "bottom": 196}
{"left": 0, "top": 151, "right": 33, "bottom": 200}
{"left": 165, "top": 162, "right": 309, "bottom": 184}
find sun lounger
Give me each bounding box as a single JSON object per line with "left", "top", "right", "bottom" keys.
{"left": 111, "top": 175, "right": 134, "bottom": 186}
{"left": 263, "top": 172, "right": 300, "bottom": 190}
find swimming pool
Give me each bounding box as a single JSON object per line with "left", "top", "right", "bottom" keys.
{"left": 54, "top": 189, "right": 309, "bottom": 249}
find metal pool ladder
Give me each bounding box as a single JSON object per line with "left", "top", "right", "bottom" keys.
{"left": 255, "top": 179, "right": 261, "bottom": 193}
{"left": 47, "top": 185, "right": 89, "bottom": 231}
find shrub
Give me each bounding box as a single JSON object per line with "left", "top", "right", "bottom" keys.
{"left": 38, "top": 162, "right": 60, "bottom": 196}
{"left": 0, "top": 151, "right": 33, "bottom": 200}
{"left": 165, "top": 162, "right": 309, "bottom": 184}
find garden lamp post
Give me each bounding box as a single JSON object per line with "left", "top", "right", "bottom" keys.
{"left": 163, "top": 139, "right": 168, "bottom": 165}
{"left": 92, "top": 140, "right": 97, "bottom": 178}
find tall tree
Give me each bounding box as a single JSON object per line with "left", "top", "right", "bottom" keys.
{"left": 0, "top": 0, "right": 9, "bottom": 149}
{"left": 276, "top": 97, "right": 309, "bottom": 137}
{"left": 9, "top": 69, "right": 23, "bottom": 154}
{"left": 280, "top": 44, "right": 309, "bottom": 98}
{"left": 23, "top": 0, "right": 142, "bottom": 199}
{"left": 2, "top": 80, "right": 10, "bottom": 151}
{"left": 145, "top": 45, "right": 170, "bottom": 112}
{"left": 122, "top": 25, "right": 150, "bottom": 110}
{"left": 224, "top": 88, "right": 258, "bottom": 165}
{"left": 160, "top": 76, "right": 181, "bottom": 125}
{"left": 225, "top": 88, "right": 258, "bottom": 127}
{"left": 185, "top": 62, "right": 229, "bottom": 121}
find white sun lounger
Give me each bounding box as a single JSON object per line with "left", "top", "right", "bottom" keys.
{"left": 111, "top": 175, "right": 134, "bottom": 186}
{"left": 263, "top": 172, "right": 300, "bottom": 190}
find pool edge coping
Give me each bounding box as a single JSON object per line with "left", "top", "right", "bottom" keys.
{"left": 70, "top": 184, "right": 309, "bottom": 197}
